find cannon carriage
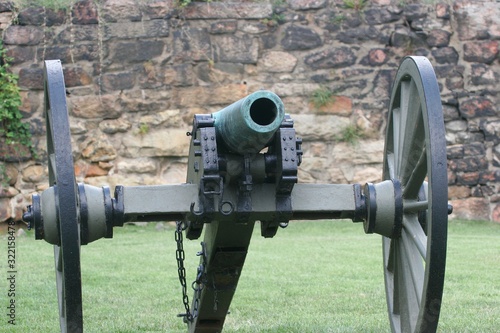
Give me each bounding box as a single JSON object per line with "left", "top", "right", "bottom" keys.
{"left": 24, "top": 56, "right": 450, "bottom": 333}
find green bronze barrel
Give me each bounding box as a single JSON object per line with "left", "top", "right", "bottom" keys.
{"left": 212, "top": 90, "right": 285, "bottom": 154}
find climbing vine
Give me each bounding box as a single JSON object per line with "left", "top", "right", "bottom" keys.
{"left": 0, "top": 45, "right": 33, "bottom": 157}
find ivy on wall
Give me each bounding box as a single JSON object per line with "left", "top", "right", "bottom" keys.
{"left": 0, "top": 44, "right": 33, "bottom": 160}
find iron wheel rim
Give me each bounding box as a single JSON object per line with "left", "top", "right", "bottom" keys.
{"left": 44, "top": 60, "right": 83, "bottom": 333}
{"left": 382, "top": 56, "right": 448, "bottom": 333}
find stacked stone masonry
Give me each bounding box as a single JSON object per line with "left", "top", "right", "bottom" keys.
{"left": 0, "top": 0, "right": 499, "bottom": 224}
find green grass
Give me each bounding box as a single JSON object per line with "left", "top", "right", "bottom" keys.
{"left": 1, "top": 220, "right": 499, "bottom": 332}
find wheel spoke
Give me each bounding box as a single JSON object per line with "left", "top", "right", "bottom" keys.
{"left": 403, "top": 146, "right": 427, "bottom": 199}
{"left": 386, "top": 152, "right": 396, "bottom": 180}
{"left": 392, "top": 107, "right": 401, "bottom": 175}
{"left": 55, "top": 245, "right": 62, "bottom": 272}
{"left": 386, "top": 238, "right": 395, "bottom": 274}
{"left": 397, "top": 239, "right": 419, "bottom": 332}
{"left": 392, "top": 245, "right": 400, "bottom": 316}
{"left": 398, "top": 81, "right": 425, "bottom": 186}
{"left": 401, "top": 226, "right": 424, "bottom": 304}
{"left": 48, "top": 153, "right": 57, "bottom": 184}
{"left": 55, "top": 246, "right": 67, "bottom": 331}
{"left": 386, "top": 239, "right": 399, "bottom": 312}
{"left": 402, "top": 214, "right": 427, "bottom": 259}
{"left": 396, "top": 80, "right": 411, "bottom": 176}
{"left": 386, "top": 218, "right": 426, "bottom": 333}
{"left": 46, "top": 112, "right": 56, "bottom": 184}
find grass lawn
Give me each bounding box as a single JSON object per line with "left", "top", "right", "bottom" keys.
{"left": 1, "top": 219, "right": 499, "bottom": 332}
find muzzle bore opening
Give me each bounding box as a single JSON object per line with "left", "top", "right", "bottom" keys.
{"left": 249, "top": 98, "right": 277, "bottom": 126}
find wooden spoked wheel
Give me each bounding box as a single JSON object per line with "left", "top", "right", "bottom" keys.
{"left": 382, "top": 56, "right": 448, "bottom": 333}
{"left": 44, "top": 60, "right": 83, "bottom": 333}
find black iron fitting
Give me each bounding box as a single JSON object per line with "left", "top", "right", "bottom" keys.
{"left": 236, "top": 156, "right": 253, "bottom": 224}
{"left": 192, "top": 114, "right": 215, "bottom": 132}
{"left": 112, "top": 185, "right": 125, "bottom": 227}
{"left": 352, "top": 183, "right": 366, "bottom": 223}
{"left": 102, "top": 186, "right": 114, "bottom": 239}
{"left": 23, "top": 193, "right": 43, "bottom": 240}
{"left": 77, "top": 183, "right": 90, "bottom": 245}
{"left": 187, "top": 125, "right": 222, "bottom": 239}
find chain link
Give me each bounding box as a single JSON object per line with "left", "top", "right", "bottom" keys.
{"left": 175, "top": 220, "right": 194, "bottom": 323}
{"left": 175, "top": 221, "right": 207, "bottom": 324}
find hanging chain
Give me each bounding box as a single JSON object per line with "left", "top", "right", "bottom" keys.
{"left": 175, "top": 220, "right": 207, "bottom": 324}
{"left": 175, "top": 220, "right": 194, "bottom": 323}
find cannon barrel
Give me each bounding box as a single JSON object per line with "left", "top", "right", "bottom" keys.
{"left": 211, "top": 90, "right": 285, "bottom": 154}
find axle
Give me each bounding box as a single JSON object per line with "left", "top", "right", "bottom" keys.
{"left": 24, "top": 180, "right": 425, "bottom": 246}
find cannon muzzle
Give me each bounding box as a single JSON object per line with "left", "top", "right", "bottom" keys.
{"left": 212, "top": 90, "right": 285, "bottom": 154}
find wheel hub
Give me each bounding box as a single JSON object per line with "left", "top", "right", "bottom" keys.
{"left": 363, "top": 179, "right": 403, "bottom": 239}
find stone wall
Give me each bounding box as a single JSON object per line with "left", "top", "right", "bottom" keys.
{"left": 0, "top": 0, "right": 499, "bottom": 224}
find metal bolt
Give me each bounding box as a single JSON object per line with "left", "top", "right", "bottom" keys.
{"left": 23, "top": 206, "right": 33, "bottom": 230}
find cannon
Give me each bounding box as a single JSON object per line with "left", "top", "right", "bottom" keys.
{"left": 23, "top": 56, "right": 450, "bottom": 333}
